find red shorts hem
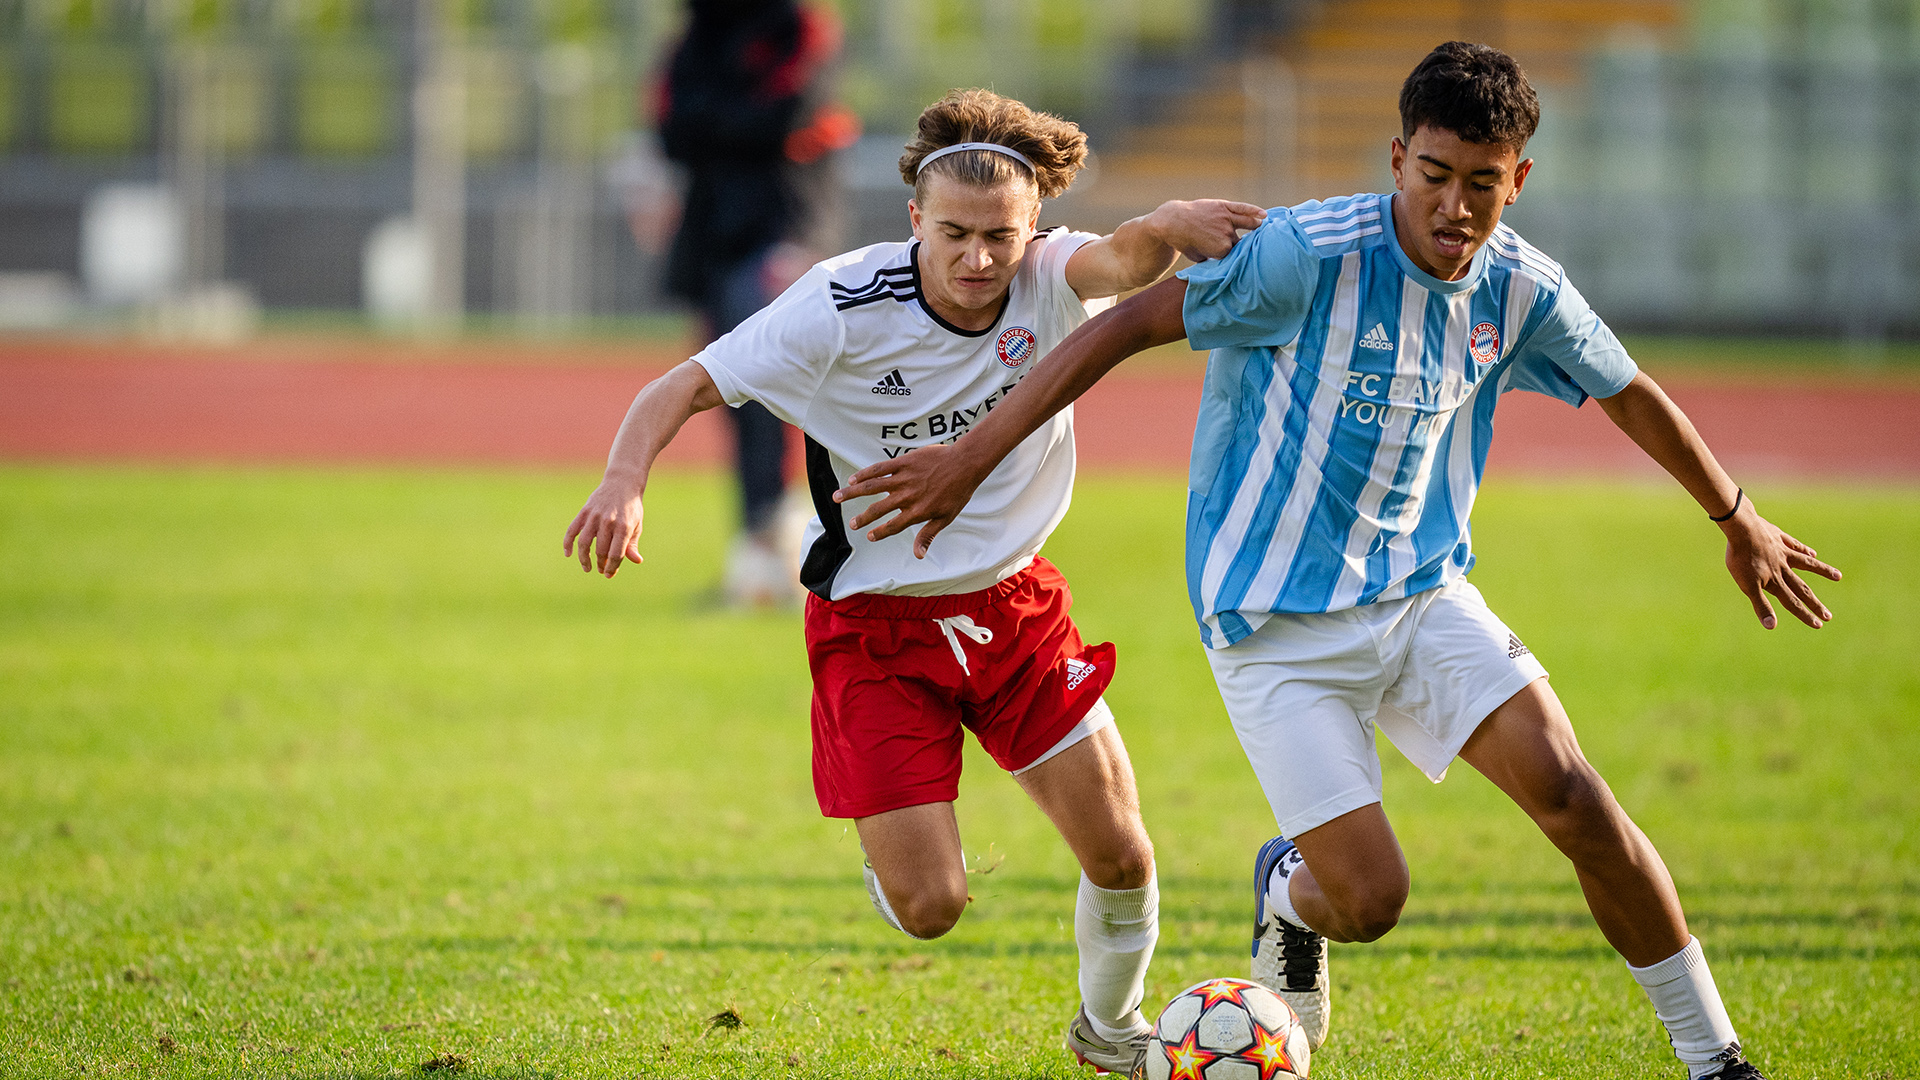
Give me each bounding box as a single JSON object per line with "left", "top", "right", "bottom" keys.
{"left": 818, "top": 779, "right": 963, "bottom": 820}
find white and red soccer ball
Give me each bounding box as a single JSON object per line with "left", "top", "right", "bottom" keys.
{"left": 1143, "top": 977, "right": 1310, "bottom": 1080}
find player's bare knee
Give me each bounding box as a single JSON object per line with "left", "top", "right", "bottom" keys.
{"left": 899, "top": 911, "right": 961, "bottom": 940}
{"left": 1317, "top": 866, "right": 1408, "bottom": 942}
{"left": 1347, "top": 885, "right": 1408, "bottom": 942}
{"left": 1084, "top": 839, "right": 1154, "bottom": 891}
{"left": 896, "top": 885, "right": 968, "bottom": 940}
{"left": 1532, "top": 762, "right": 1617, "bottom": 842}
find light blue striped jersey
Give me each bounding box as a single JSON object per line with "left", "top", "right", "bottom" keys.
{"left": 1175, "top": 192, "right": 1637, "bottom": 648}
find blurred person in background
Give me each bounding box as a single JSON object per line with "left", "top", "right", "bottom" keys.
{"left": 626, "top": 0, "right": 860, "bottom": 606}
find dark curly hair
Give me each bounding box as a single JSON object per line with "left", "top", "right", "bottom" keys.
{"left": 899, "top": 88, "right": 1089, "bottom": 201}
{"left": 1399, "top": 42, "right": 1540, "bottom": 150}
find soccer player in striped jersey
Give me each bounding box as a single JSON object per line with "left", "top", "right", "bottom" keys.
{"left": 833, "top": 43, "right": 1840, "bottom": 1080}
{"left": 566, "top": 89, "right": 1265, "bottom": 1075}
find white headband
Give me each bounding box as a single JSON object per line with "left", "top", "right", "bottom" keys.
{"left": 915, "top": 141, "right": 1037, "bottom": 176}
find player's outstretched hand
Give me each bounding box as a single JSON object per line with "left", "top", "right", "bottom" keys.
{"left": 1721, "top": 507, "right": 1840, "bottom": 629}
{"left": 563, "top": 475, "right": 647, "bottom": 578}
{"left": 1148, "top": 199, "right": 1268, "bottom": 263}
{"left": 833, "top": 443, "right": 977, "bottom": 559}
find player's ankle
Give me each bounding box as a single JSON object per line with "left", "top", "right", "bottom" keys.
{"left": 1628, "top": 937, "right": 1742, "bottom": 1078}
{"left": 1083, "top": 1008, "right": 1150, "bottom": 1044}
{"left": 1264, "top": 850, "right": 1311, "bottom": 931}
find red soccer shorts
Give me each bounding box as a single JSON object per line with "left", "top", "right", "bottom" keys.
{"left": 804, "top": 556, "right": 1117, "bottom": 819}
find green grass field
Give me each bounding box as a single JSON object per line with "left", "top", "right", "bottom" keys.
{"left": 2, "top": 467, "right": 1915, "bottom": 1079}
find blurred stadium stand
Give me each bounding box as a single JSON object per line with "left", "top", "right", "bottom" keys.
{"left": 0, "top": 0, "right": 1913, "bottom": 338}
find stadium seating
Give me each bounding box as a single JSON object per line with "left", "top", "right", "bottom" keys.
{"left": 1088, "top": 0, "right": 1684, "bottom": 211}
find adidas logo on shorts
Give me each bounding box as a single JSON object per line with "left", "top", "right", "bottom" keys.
{"left": 1358, "top": 322, "right": 1395, "bottom": 352}
{"left": 1507, "top": 633, "right": 1531, "bottom": 658}
{"left": 1064, "top": 656, "right": 1096, "bottom": 690}
{"left": 871, "top": 369, "right": 912, "bottom": 396}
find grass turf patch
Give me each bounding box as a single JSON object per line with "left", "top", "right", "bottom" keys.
{"left": 1, "top": 467, "right": 1915, "bottom": 1078}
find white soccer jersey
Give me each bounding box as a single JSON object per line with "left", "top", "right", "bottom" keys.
{"left": 694, "top": 228, "right": 1110, "bottom": 600}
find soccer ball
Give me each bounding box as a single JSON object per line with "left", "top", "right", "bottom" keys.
{"left": 1143, "top": 977, "right": 1310, "bottom": 1080}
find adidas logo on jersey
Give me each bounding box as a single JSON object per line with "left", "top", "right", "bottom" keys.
{"left": 1507, "top": 633, "right": 1531, "bottom": 659}
{"left": 1064, "top": 656, "right": 1096, "bottom": 690}
{"left": 871, "top": 370, "right": 912, "bottom": 397}
{"left": 1358, "top": 323, "right": 1395, "bottom": 351}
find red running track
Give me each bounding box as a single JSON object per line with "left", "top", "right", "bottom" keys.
{"left": 3, "top": 340, "right": 1917, "bottom": 479}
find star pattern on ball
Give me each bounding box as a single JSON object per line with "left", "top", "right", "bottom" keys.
{"left": 1194, "top": 978, "right": 1251, "bottom": 1008}
{"left": 1246, "top": 1022, "right": 1299, "bottom": 1080}
{"left": 1161, "top": 1029, "right": 1222, "bottom": 1080}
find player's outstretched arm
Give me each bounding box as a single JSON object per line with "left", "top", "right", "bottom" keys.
{"left": 563, "top": 360, "right": 725, "bottom": 578}
{"left": 1596, "top": 371, "right": 1841, "bottom": 629}
{"left": 833, "top": 277, "right": 1190, "bottom": 557}
{"left": 1064, "top": 200, "right": 1266, "bottom": 299}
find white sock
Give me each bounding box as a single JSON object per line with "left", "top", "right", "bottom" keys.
{"left": 1076, "top": 871, "right": 1158, "bottom": 1043}
{"left": 1264, "top": 846, "right": 1309, "bottom": 931}
{"left": 863, "top": 860, "right": 928, "bottom": 940}
{"left": 1628, "top": 936, "right": 1742, "bottom": 1079}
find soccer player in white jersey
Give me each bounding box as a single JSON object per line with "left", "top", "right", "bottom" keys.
{"left": 564, "top": 89, "right": 1266, "bottom": 1074}
{"left": 832, "top": 45, "right": 1842, "bottom": 1080}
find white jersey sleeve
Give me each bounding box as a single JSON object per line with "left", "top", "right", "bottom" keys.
{"left": 1027, "top": 227, "right": 1116, "bottom": 322}
{"left": 691, "top": 266, "right": 844, "bottom": 428}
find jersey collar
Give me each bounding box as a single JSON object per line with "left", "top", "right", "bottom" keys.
{"left": 1379, "top": 192, "right": 1489, "bottom": 295}
{"left": 908, "top": 241, "right": 1010, "bottom": 338}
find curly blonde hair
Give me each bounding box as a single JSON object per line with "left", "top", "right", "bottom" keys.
{"left": 898, "top": 89, "right": 1089, "bottom": 201}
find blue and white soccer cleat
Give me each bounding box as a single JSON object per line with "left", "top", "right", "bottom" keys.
{"left": 1251, "top": 835, "right": 1330, "bottom": 1050}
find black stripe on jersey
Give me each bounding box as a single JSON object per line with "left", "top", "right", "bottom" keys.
{"left": 828, "top": 264, "right": 914, "bottom": 301}
{"left": 829, "top": 281, "right": 914, "bottom": 305}
{"left": 834, "top": 288, "right": 915, "bottom": 311}
{"left": 799, "top": 435, "right": 854, "bottom": 600}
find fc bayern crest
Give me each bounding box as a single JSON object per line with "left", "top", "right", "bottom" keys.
{"left": 997, "top": 326, "right": 1037, "bottom": 369}
{"left": 1469, "top": 321, "right": 1501, "bottom": 364}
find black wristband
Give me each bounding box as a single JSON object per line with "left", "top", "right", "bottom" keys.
{"left": 1708, "top": 487, "right": 1744, "bottom": 523}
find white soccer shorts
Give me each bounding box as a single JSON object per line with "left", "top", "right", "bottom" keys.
{"left": 1205, "top": 578, "right": 1549, "bottom": 838}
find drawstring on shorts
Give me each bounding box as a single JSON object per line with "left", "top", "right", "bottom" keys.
{"left": 931, "top": 614, "right": 993, "bottom": 676}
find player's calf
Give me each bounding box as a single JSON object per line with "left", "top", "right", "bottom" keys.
{"left": 1015, "top": 726, "right": 1161, "bottom": 1054}
{"left": 1462, "top": 683, "right": 1754, "bottom": 1075}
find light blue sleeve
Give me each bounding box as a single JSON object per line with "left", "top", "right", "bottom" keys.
{"left": 1176, "top": 213, "right": 1320, "bottom": 351}
{"left": 1504, "top": 278, "right": 1638, "bottom": 407}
